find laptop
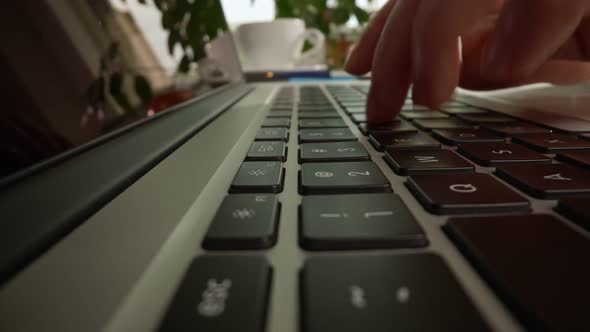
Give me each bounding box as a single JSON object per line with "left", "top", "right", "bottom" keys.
{"left": 1, "top": 2, "right": 589, "bottom": 332}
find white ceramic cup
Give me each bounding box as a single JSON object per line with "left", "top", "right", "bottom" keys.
{"left": 234, "top": 18, "right": 325, "bottom": 71}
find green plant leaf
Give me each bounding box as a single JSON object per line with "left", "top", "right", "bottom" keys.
{"left": 153, "top": 0, "right": 165, "bottom": 10}
{"left": 337, "top": 0, "right": 355, "bottom": 10}
{"left": 178, "top": 55, "right": 192, "bottom": 73}
{"left": 109, "top": 72, "right": 135, "bottom": 114}
{"left": 109, "top": 72, "right": 123, "bottom": 96}
{"left": 167, "top": 29, "right": 180, "bottom": 55}
{"left": 276, "top": 0, "right": 296, "bottom": 17}
{"left": 161, "top": 10, "right": 175, "bottom": 29}
{"left": 134, "top": 75, "right": 153, "bottom": 106}
{"left": 332, "top": 6, "right": 350, "bottom": 25}
{"left": 353, "top": 6, "right": 370, "bottom": 24}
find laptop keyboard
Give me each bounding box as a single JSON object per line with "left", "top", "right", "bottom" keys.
{"left": 158, "top": 85, "right": 590, "bottom": 331}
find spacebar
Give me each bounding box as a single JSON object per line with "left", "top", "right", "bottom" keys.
{"left": 444, "top": 215, "right": 590, "bottom": 332}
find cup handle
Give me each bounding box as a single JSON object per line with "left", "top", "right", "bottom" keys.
{"left": 295, "top": 28, "right": 326, "bottom": 66}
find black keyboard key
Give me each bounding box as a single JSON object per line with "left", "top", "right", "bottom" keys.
{"left": 255, "top": 128, "right": 289, "bottom": 141}
{"left": 440, "top": 106, "right": 487, "bottom": 115}
{"left": 498, "top": 110, "right": 590, "bottom": 133}
{"left": 556, "top": 150, "right": 590, "bottom": 169}
{"left": 299, "top": 97, "right": 329, "bottom": 101}
{"left": 337, "top": 93, "right": 365, "bottom": 99}
{"left": 267, "top": 111, "right": 292, "bottom": 118}
{"left": 458, "top": 143, "right": 551, "bottom": 166}
{"left": 495, "top": 163, "right": 590, "bottom": 198}
{"left": 413, "top": 118, "right": 473, "bottom": 131}
{"left": 512, "top": 133, "right": 590, "bottom": 152}
{"left": 300, "top": 162, "right": 391, "bottom": 195}
{"left": 246, "top": 142, "right": 287, "bottom": 162}
{"left": 340, "top": 101, "right": 366, "bottom": 108}
{"left": 230, "top": 162, "right": 284, "bottom": 193}
{"left": 482, "top": 122, "right": 551, "bottom": 136}
{"left": 432, "top": 128, "right": 505, "bottom": 145}
{"left": 301, "top": 254, "right": 491, "bottom": 332}
{"left": 337, "top": 96, "right": 366, "bottom": 102}
{"left": 345, "top": 106, "right": 365, "bottom": 114}
{"left": 299, "top": 119, "right": 347, "bottom": 128}
{"left": 300, "top": 194, "right": 426, "bottom": 250}
{"left": 158, "top": 256, "right": 271, "bottom": 332}
{"left": 401, "top": 105, "right": 430, "bottom": 111}
{"left": 203, "top": 194, "right": 279, "bottom": 249}
{"left": 300, "top": 142, "right": 369, "bottom": 162}
{"left": 457, "top": 114, "right": 516, "bottom": 123}
{"left": 384, "top": 149, "right": 474, "bottom": 175}
{"left": 369, "top": 132, "right": 440, "bottom": 151}
{"left": 353, "top": 85, "right": 369, "bottom": 94}
{"left": 298, "top": 105, "right": 336, "bottom": 112}
{"left": 350, "top": 113, "right": 368, "bottom": 123}
{"left": 299, "top": 128, "right": 356, "bottom": 143}
{"left": 401, "top": 111, "right": 449, "bottom": 120}
{"left": 358, "top": 121, "right": 417, "bottom": 136}
{"left": 270, "top": 105, "right": 293, "bottom": 111}
{"left": 299, "top": 111, "right": 340, "bottom": 119}
{"left": 268, "top": 107, "right": 292, "bottom": 113}
{"left": 262, "top": 118, "right": 290, "bottom": 128}
{"left": 444, "top": 215, "right": 590, "bottom": 332}
{"left": 406, "top": 173, "right": 529, "bottom": 214}
{"left": 441, "top": 100, "right": 467, "bottom": 107}
{"left": 556, "top": 198, "right": 590, "bottom": 231}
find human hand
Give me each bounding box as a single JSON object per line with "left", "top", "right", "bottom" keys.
{"left": 345, "top": 0, "right": 590, "bottom": 124}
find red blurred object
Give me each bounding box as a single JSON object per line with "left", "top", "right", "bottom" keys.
{"left": 148, "top": 89, "right": 196, "bottom": 115}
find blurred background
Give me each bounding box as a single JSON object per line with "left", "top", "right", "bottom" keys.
{"left": 127, "top": 0, "right": 387, "bottom": 70}
{"left": 0, "top": 0, "right": 385, "bottom": 179}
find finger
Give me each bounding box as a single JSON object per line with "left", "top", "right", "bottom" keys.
{"left": 576, "top": 17, "right": 590, "bottom": 59}
{"left": 459, "top": 14, "right": 586, "bottom": 90}
{"left": 462, "top": 60, "right": 590, "bottom": 90}
{"left": 411, "top": 0, "right": 502, "bottom": 107}
{"left": 482, "top": 0, "right": 590, "bottom": 83}
{"left": 518, "top": 59, "right": 590, "bottom": 85}
{"left": 552, "top": 36, "right": 585, "bottom": 61}
{"left": 345, "top": 0, "right": 397, "bottom": 75}
{"left": 367, "top": 0, "right": 421, "bottom": 124}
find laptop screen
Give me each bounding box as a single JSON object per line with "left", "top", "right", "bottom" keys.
{"left": 0, "top": 0, "right": 242, "bottom": 180}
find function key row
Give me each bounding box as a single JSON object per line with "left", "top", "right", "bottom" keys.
{"left": 235, "top": 87, "right": 296, "bottom": 198}
{"left": 271, "top": 87, "right": 295, "bottom": 110}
